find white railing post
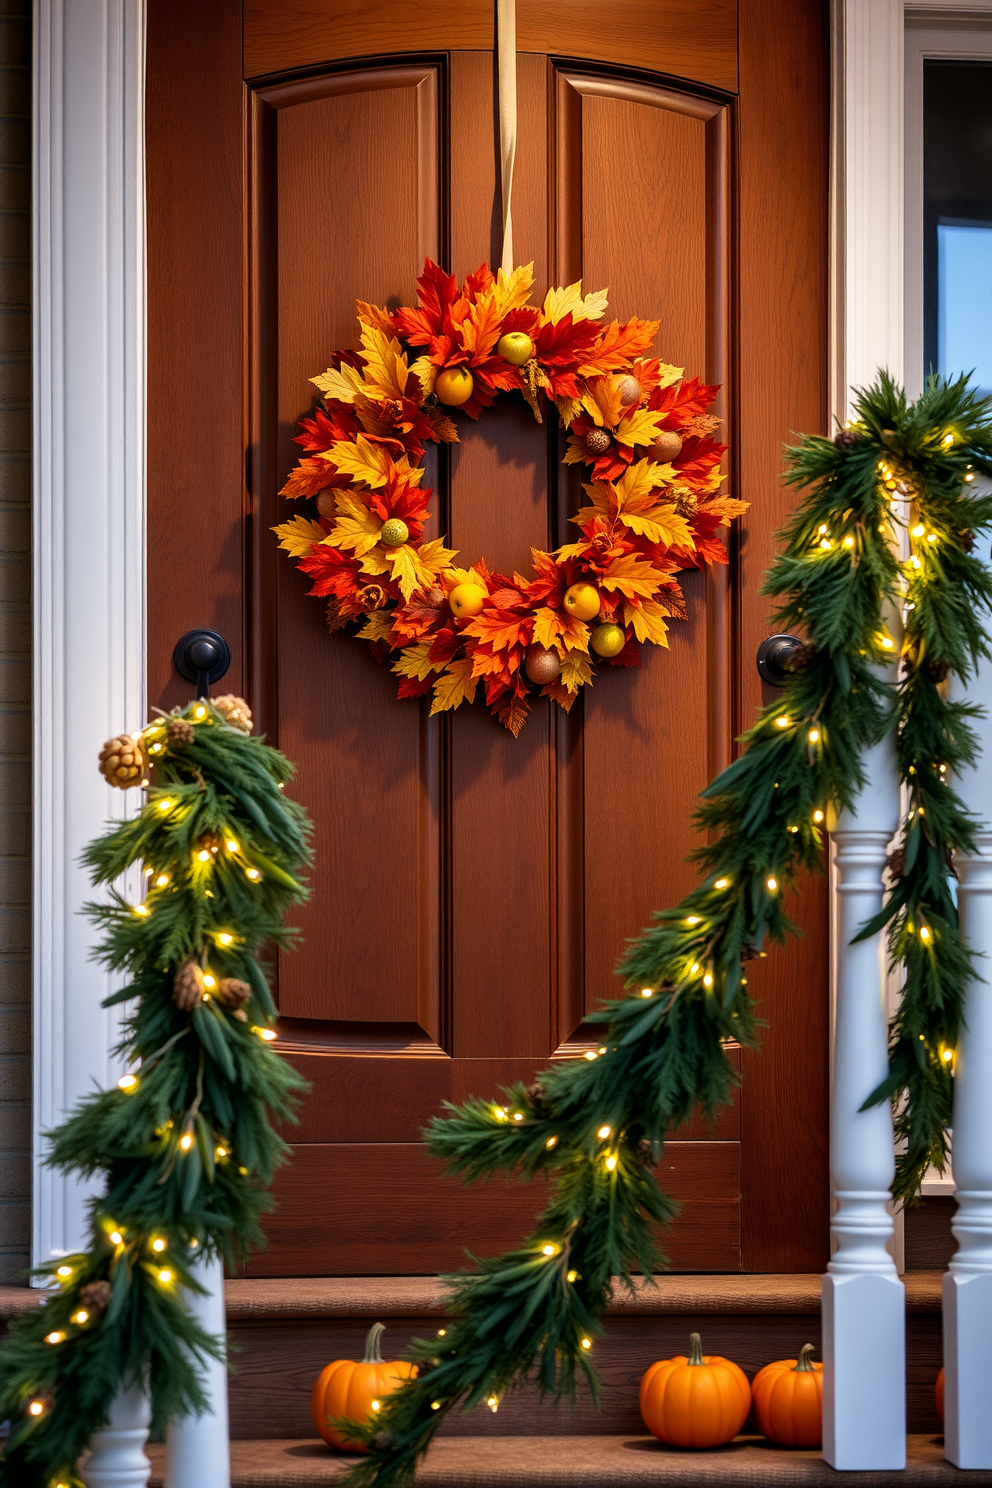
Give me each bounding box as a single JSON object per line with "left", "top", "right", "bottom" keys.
{"left": 164, "top": 1252, "right": 231, "bottom": 1488}
{"left": 81, "top": 1380, "right": 151, "bottom": 1488}
{"left": 823, "top": 730, "right": 906, "bottom": 1470}
{"left": 944, "top": 647, "right": 992, "bottom": 1468}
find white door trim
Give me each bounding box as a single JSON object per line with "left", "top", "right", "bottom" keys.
{"left": 32, "top": 0, "right": 147, "bottom": 1267}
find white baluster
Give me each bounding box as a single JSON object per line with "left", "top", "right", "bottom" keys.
{"left": 81, "top": 1380, "right": 151, "bottom": 1488}
{"left": 944, "top": 647, "right": 992, "bottom": 1468}
{"left": 823, "top": 730, "right": 906, "bottom": 1469}
{"left": 164, "top": 1251, "right": 230, "bottom": 1488}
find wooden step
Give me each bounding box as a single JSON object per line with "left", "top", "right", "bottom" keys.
{"left": 0, "top": 1273, "right": 946, "bottom": 1438}
{"left": 145, "top": 1434, "right": 976, "bottom": 1487}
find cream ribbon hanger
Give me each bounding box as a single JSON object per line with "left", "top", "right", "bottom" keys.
{"left": 497, "top": 0, "right": 516, "bottom": 273}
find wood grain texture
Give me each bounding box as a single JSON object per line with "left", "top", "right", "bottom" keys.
{"left": 904, "top": 1198, "right": 955, "bottom": 1272}
{"left": 251, "top": 1143, "right": 740, "bottom": 1276}
{"left": 146, "top": 0, "right": 245, "bottom": 711}
{"left": 736, "top": 0, "right": 830, "bottom": 1273}
{"left": 242, "top": 2, "right": 738, "bottom": 95}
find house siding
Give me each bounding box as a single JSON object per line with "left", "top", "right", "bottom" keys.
{"left": 0, "top": 0, "right": 30, "bottom": 1285}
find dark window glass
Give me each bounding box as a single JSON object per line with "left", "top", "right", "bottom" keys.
{"left": 924, "top": 60, "right": 992, "bottom": 393}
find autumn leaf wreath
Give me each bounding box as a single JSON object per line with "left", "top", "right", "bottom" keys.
{"left": 274, "top": 259, "right": 748, "bottom": 735}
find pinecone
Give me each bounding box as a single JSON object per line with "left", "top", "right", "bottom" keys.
{"left": 635, "top": 1137, "right": 659, "bottom": 1168}
{"left": 98, "top": 734, "right": 145, "bottom": 789}
{"left": 166, "top": 717, "right": 196, "bottom": 748}
{"left": 173, "top": 959, "right": 206, "bottom": 1011}
{"left": 526, "top": 1082, "right": 550, "bottom": 1113}
{"left": 360, "top": 584, "right": 388, "bottom": 611}
{"left": 928, "top": 658, "right": 950, "bottom": 684}
{"left": 959, "top": 529, "right": 976, "bottom": 554}
{"left": 79, "top": 1280, "right": 113, "bottom": 1314}
{"left": 585, "top": 427, "right": 611, "bottom": 455}
{"left": 833, "top": 427, "right": 864, "bottom": 450}
{"left": 784, "top": 642, "right": 817, "bottom": 673}
{"left": 673, "top": 492, "right": 699, "bottom": 518}
{"left": 215, "top": 977, "right": 251, "bottom": 1011}
{"left": 886, "top": 847, "right": 906, "bottom": 881}
{"left": 212, "top": 694, "right": 252, "bottom": 734}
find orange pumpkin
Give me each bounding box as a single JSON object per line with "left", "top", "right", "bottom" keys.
{"left": 936, "top": 1367, "right": 945, "bottom": 1425}
{"left": 751, "top": 1344, "right": 824, "bottom": 1447}
{"left": 311, "top": 1322, "right": 417, "bottom": 1452}
{"left": 640, "top": 1332, "right": 751, "bottom": 1448}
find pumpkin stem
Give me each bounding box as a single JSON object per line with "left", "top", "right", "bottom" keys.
{"left": 794, "top": 1343, "right": 816, "bottom": 1372}
{"left": 363, "top": 1321, "right": 386, "bottom": 1364}
{"left": 687, "top": 1332, "right": 705, "bottom": 1366}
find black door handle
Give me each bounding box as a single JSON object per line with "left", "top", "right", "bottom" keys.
{"left": 756, "top": 633, "right": 802, "bottom": 687}
{"left": 173, "top": 629, "right": 231, "bottom": 699}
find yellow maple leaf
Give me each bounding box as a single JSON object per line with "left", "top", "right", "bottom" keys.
{"left": 430, "top": 658, "right": 478, "bottom": 714}
{"left": 611, "top": 463, "right": 695, "bottom": 548}
{"left": 329, "top": 492, "right": 382, "bottom": 557}
{"left": 615, "top": 460, "right": 669, "bottom": 505}
{"left": 615, "top": 408, "right": 667, "bottom": 450}
{"left": 392, "top": 642, "right": 436, "bottom": 682}
{"left": 532, "top": 606, "right": 563, "bottom": 651}
{"left": 559, "top": 651, "right": 594, "bottom": 693}
{"left": 444, "top": 565, "right": 488, "bottom": 592}
{"left": 310, "top": 362, "right": 366, "bottom": 403}
{"left": 621, "top": 507, "right": 695, "bottom": 547}
{"left": 493, "top": 262, "right": 535, "bottom": 318}
{"left": 554, "top": 539, "right": 590, "bottom": 561}
{"left": 555, "top": 396, "right": 584, "bottom": 428}
{"left": 623, "top": 598, "right": 670, "bottom": 647}
{"left": 321, "top": 435, "right": 393, "bottom": 488}
{"left": 357, "top": 610, "right": 395, "bottom": 643}
{"left": 599, "top": 553, "right": 668, "bottom": 600}
{"left": 572, "top": 481, "right": 617, "bottom": 527}
{"left": 358, "top": 549, "right": 390, "bottom": 576}
{"left": 544, "top": 678, "right": 578, "bottom": 712}
{"left": 581, "top": 376, "right": 624, "bottom": 429}
{"left": 416, "top": 537, "right": 460, "bottom": 575}
{"left": 698, "top": 495, "right": 749, "bottom": 524}
{"left": 359, "top": 324, "right": 412, "bottom": 401}
{"left": 271, "top": 515, "right": 326, "bottom": 558}
{"left": 356, "top": 301, "right": 396, "bottom": 336}
{"left": 411, "top": 355, "right": 437, "bottom": 398}
{"left": 542, "top": 281, "right": 610, "bottom": 325}
{"left": 560, "top": 613, "right": 591, "bottom": 652}
{"left": 658, "top": 363, "right": 684, "bottom": 390}
{"left": 387, "top": 546, "right": 424, "bottom": 602}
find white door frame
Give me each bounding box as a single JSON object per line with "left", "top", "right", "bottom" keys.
{"left": 30, "top": 0, "right": 964, "bottom": 1262}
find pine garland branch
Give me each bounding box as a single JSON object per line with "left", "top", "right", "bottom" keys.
{"left": 0, "top": 700, "right": 312, "bottom": 1487}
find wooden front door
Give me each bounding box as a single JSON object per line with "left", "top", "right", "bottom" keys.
{"left": 145, "top": 0, "right": 830, "bottom": 1276}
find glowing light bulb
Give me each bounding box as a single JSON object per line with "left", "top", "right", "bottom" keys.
{"left": 155, "top": 874, "right": 169, "bottom": 888}
{"left": 109, "top": 1231, "right": 123, "bottom": 1246}
{"left": 487, "top": 1396, "right": 499, "bottom": 1413}
{"left": 686, "top": 916, "right": 700, "bottom": 926}
{"left": 881, "top": 636, "right": 894, "bottom": 649}
{"left": 813, "top": 810, "right": 824, "bottom": 823}
{"left": 843, "top": 535, "right": 854, "bottom": 548}
{"left": 431, "top": 1402, "right": 441, "bottom": 1411}
{"left": 254, "top": 1026, "right": 278, "bottom": 1042}
{"left": 246, "top": 868, "right": 261, "bottom": 881}
{"left": 776, "top": 717, "right": 790, "bottom": 729}
{"left": 767, "top": 877, "right": 778, "bottom": 893}
{"left": 541, "top": 1244, "right": 557, "bottom": 1257}
{"left": 27, "top": 1400, "right": 45, "bottom": 1417}
{"left": 567, "top": 1270, "right": 578, "bottom": 1283}
{"left": 150, "top": 742, "right": 162, "bottom": 753}
{"left": 788, "top": 825, "right": 798, "bottom": 834}
{"left": 818, "top": 524, "right": 828, "bottom": 535}
{"left": 117, "top": 1074, "right": 138, "bottom": 1092}
{"left": 157, "top": 799, "right": 174, "bottom": 813}
{"left": 911, "top": 555, "right": 922, "bottom": 569}
{"left": 215, "top": 1146, "right": 228, "bottom": 1160}
{"left": 819, "top": 538, "right": 831, "bottom": 550}
{"left": 546, "top": 1135, "right": 557, "bottom": 1149}
{"left": 912, "top": 523, "right": 925, "bottom": 537}
{"left": 703, "top": 972, "right": 714, "bottom": 988}
{"left": 808, "top": 728, "right": 820, "bottom": 744}
{"left": 690, "top": 963, "right": 701, "bottom": 976}
{"left": 179, "top": 1133, "right": 194, "bottom": 1152}
{"left": 715, "top": 877, "right": 729, "bottom": 889}
{"left": 581, "top": 1337, "right": 592, "bottom": 1350}
{"left": 598, "top": 1047, "right": 607, "bottom": 1055}
{"left": 151, "top": 1238, "right": 166, "bottom": 1253}
{"left": 513, "top": 1113, "right": 523, "bottom": 1122}
{"left": 158, "top": 1268, "right": 173, "bottom": 1285}
{"left": 194, "top": 705, "right": 207, "bottom": 718}
{"left": 226, "top": 839, "right": 239, "bottom": 853}
{"left": 372, "top": 1399, "right": 381, "bottom": 1413}
{"left": 943, "top": 433, "right": 954, "bottom": 446}
{"left": 640, "top": 987, "right": 654, "bottom": 998}
{"left": 56, "top": 1266, "right": 72, "bottom": 1279}
{"left": 197, "top": 850, "right": 211, "bottom": 863}
{"left": 583, "top": 1050, "right": 598, "bottom": 1061}
{"left": 217, "top": 932, "right": 234, "bottom": 946}
{"left": 71, "top": 1310, "right": 89, "bottom": 1325}
{"left": 202, "top": 974, "right": 216, "bottom": 989}
{"left": 597, "top": 1125, "right": 611, "bottom": 1140}
{"left": 45, "top": 1331, "right": 65, "bottom": 1345}
{"left": 437, "top": 1329, "right": 446, "bottom": 1337}
{"left": 943, "top": 1049, "right": 953, "bottom": 1062}
{"left": 919, "top": 926, "right": 931, "bottom": 941}
{"left": 940, "top": 764, "right": 947, "bottom": 774}
{"left": 134, "top": 904, "right": 150, "bottom": 917}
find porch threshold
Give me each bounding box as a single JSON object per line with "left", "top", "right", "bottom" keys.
{"left": 146, "top": 1434, "right": 967, "bottom": 1486}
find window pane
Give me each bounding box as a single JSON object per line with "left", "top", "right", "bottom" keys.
{"left": 923, "top": 60, "right": 992, "bottom": 391}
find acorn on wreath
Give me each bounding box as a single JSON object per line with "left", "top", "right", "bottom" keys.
{"left": 647, "top": 429, "right": 684, "bottom": 463}
{"left": 99, "top": 734, "right": 145, "bottom": 789}
{"left": 215, "top": 977, "right": 252, "bottom": 1022}
{"left": 585, "top": 427, "right": 612, "bottom": 456}
{"left": 525, "top": 645, "right": 561, "bottom": 685}
{"left": 173, "top": 959, "right": 206, "bottom": 1012}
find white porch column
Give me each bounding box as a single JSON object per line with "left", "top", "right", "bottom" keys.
{"left": 943, "top": 648, "right": 992, "bottom": 1468}
{"left": 164, "top": 1253, "right": 231, "bottom": 1488}
{"left": 823, "top": 730, "right": 906, "bottom": 1470}
{"left": 80, "top": 1380, "right": 151, "bottom": 1488}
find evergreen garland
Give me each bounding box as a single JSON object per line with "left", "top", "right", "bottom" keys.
{"left": 342, "top": 375, "right": 992, "bottom": 1488}
{"left": 0, "top": 698, "right": 310, "bottom": 1488}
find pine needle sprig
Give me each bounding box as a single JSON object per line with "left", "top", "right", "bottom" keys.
{"left": 0, "top": 700, "right": 312, "bottom": 1487}
{"left": 854, "top": 373, "right": 992, "bottom": 1200}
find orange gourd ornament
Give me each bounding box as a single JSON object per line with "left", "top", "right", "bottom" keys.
{"left": 311, "top": 1322, "right": 417, "bottom": 1451}
{"left": 639, "top": 1333, "right": 751, "bottom": 1448}
{"left": 751, "top": 1343, "right": 824, "bottom": 1447}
